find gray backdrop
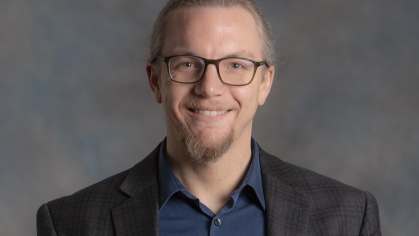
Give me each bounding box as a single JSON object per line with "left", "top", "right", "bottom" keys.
{"left": 1, "top": 0, "right": 418, "bottom": 235}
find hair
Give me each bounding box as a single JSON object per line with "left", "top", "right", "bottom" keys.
{"left": 147, "top": 0, "right": 276, "bottom": 67}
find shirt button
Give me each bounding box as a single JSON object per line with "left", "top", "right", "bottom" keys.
{"left": 214, "top": 218, "right": 222, "bottom": 226}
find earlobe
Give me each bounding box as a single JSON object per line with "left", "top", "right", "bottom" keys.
{"left": 258, "top": 66, "right": 275, "bottom": 106}
{"left": 146, "top": 63, "right": 162, "bottom": 104}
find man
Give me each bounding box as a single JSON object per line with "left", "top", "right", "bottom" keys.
{"left": 37, "top": 0, "right": 381, "bottom": 235}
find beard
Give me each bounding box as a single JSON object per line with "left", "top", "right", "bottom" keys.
{"left": 177, "top": 119, "right": 235, "bottom": 166}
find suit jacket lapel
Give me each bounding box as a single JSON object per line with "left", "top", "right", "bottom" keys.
{"left": 110, "top": 143, "right": 310, "bottom": 236}
{"left": 111, "top": 145, "right": 160, "bottom": 236}
{"left": 259, "top": 148, "right": 310, "bottom": 236}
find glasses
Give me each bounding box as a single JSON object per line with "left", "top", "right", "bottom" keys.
{"left": 157, "top": 55, "right": 268, "bottom": 86}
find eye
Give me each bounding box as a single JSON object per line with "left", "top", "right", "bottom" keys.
{"left": 226, "top": 61, "right": 250, "bottom": 70}
{"left": 230, "top": 63, "right": 243, "bottom": 69}
{"left": 181, "top": 61, "right": 195, "bottom": 68}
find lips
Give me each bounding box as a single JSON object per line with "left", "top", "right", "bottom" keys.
{"left": 192, "top": 109, "right": 228, "bottom": 117}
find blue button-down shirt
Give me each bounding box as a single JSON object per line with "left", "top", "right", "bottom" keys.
{"left": 158, "top": 138, "right": 266, "bottom": 236}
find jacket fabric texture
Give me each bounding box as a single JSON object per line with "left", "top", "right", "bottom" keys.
{"left": 37, "top": 143, "right": 381, "bottom": 235}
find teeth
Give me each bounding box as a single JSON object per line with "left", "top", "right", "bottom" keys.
{"left": 194, "top": 109, "right": 227, "bottom": 117}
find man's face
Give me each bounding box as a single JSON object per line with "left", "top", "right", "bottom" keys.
{"left": 147, "top": 6, "right": 274, "bottom": 163}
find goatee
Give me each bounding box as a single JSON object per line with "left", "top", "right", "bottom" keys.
{"left": 178, "top": 119, "right": 235, "bottom": 166}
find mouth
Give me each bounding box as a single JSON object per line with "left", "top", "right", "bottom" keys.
{"left": 189, "top": 109, "right": 229, "bottom": 117}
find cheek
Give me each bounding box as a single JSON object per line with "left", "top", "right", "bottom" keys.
{"left": 233, "top": 86, "right": 259, "bottom": 110}
{"left": 161, "top": 83, "right": 187, "bottom": 114}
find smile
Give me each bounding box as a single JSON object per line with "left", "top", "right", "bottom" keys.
{"left": 192, "top": 109, "right": 228, "bottom": 117}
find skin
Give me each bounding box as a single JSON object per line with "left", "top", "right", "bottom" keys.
{"left": 146, "top": 6, "right": 274, "bottom": 214}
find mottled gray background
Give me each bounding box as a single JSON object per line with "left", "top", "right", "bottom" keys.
{"left": 1, "top": 0, "right": 418, "bottom": 235}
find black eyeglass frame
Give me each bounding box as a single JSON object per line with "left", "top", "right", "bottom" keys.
{"left": 156, "top": 55, "right": 269, "bottom": 86}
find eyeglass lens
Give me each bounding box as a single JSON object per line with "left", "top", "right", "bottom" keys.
{"left": 168, "top": 56, "right": 256, "bottom": 85}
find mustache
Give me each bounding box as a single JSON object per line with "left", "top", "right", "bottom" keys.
{"left": 182, "top": 99, "right": 234, "bottom": 110}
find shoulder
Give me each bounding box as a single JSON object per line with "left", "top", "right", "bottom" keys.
{"left": 259, "top": 147, "right": 368, "bottom": 198}
{"left": 43, "top": 144, "right": 159, "bottom": 207}
{"left": 36, "top": 168, "right": 133, "bottom": 235}
{"left": 259, "top": 147, "right": 381, "bottom": 234}
{"left": 45, "top": 168, "right": 131, "bottom": 214}
{"left": 37, "top": 145, "right": 160, "bottom": 233}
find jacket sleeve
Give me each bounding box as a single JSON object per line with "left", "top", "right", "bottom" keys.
{"left": 359, "top": 191, "right": 381, "bottom": 236}
{"left": 37, "top": 203, "right": 58, "bottom": 236}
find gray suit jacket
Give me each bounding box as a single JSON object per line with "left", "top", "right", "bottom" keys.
{"left": 37, "top": 144, "right": 381, "bottom": 235}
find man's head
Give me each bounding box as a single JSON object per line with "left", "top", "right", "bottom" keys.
{"left": 146, "top": 0, "right": 275, "bottom": 165}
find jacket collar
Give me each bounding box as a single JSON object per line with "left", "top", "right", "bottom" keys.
{"left": 110, "top": 142, "right": 310, "bottom": 236}
{"left": 111, "top": 144, "right": 160, "bottom": 236}
{"left": 259, "top": 146, "right": 310, "bottom": 236}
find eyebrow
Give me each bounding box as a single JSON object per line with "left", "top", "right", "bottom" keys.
{"left": 169, "top": 51, "right": 196, "bottom": 57}
{"left": 166, "top": 50, "right": 257, "bottom": 60}
{"left": 223, "top": 51, "right": 256, "bottom": 59}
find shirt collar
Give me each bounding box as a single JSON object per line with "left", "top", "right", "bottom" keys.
{"left": 157, "top": 138, "right": 179, "bottom": 210}
{"left": 158, "top": 138, "right": 265, "bottom": 211}
{"left": 246, "top": 138, "right": 266, "bottom": 209}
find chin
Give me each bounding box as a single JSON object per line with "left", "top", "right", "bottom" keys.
{"left": 178, "top": 120, "right": 235, "bottom": 165}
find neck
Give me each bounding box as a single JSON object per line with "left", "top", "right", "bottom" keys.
{"left": 166, "top": 135, "right": 253, "bottom": 214}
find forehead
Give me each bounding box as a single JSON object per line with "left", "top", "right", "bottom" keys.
{"left": 161, "top": 6, "right": 262, "bottom": 59}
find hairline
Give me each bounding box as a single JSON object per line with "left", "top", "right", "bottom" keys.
{"left": 148, "top": 1, "right": 276, "bottom": 68}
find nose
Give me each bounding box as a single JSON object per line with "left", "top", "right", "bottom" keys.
{"left": 193, "top": 64, "right": 225, "bottom": 98}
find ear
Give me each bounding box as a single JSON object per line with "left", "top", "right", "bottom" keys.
{"left": 146, "top": 63, "right": 162, "bottom": 104}
{"left": 258, "top": 65, "right": 275, "bottom": 106}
